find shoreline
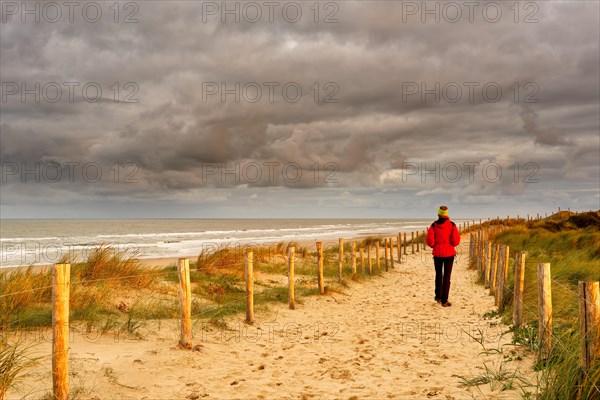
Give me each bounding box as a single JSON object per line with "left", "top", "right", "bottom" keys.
{"left": 0, "top": 217, "right": 471, "bottom": 272}
{"left": 0, "top": 232, "right": 417, "bottom": 272}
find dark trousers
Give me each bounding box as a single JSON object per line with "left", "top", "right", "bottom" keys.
{"left": 434, "top": 256, "right": 454, "bottom": 303}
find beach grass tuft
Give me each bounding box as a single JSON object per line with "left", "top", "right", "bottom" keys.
{"left": 0, "top": 339, "right": 41, "bottom": 398}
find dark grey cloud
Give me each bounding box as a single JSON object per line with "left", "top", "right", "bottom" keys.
{"left": 1, "top": 1, "right": 599, "bottom": 218}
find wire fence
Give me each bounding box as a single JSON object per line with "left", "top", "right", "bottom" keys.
{"left": 468, "top": 218, "right": 600, "bottom": 396}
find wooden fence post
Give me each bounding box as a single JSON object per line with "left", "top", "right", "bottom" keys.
{"left": 415, "top": 232, "right": 419, "bottom": 253}
{"left": 403, "top": 233, "right": 407, "bottom": 255}
{"left": 537, "top": 263, "right": 553, "bottom": 358}
{"left": 53, "top": 263, "right": 70, "bottom": 400}
{"left": 475, "top": 232, "right": 480, "bottom": 272}
{"left": 477, "top": 236, "right": 483, "bottom": 275}
{"left": 376, "top": 240, "right": 381, "bottom": 269}
{"left": 360, "top": 247, "right": 365, "bottom": 274}
{"left": 389, "top": 238, "right": 395, "bottom": 269}
{"left": 473, "top": 233, "right": 477, "bottom": 266}
{"left": 579, "top": 281, "right": 600, "bottom": 370}
{"left": 338, "top": 238, "right": 344, "bottom": 282}
{"left": 490, "top": 243, "right": 499, "bottom": 296}
{"left": 484, "top": 241, "right": 492, "bottom": 288}
{"left": 512, "top": 252, "right": 526, "bottom": 327}
{"left": 477, "top": 229, "right": 483, "bottom": 273}
{"left": 384, "top": 238, "right": 389, "bottom": 272}
{"left": 368, "top": 244, "right": 373, "bottom": 274}
{"left": 495, "top": 245, "right": 505, "bottom": 307}
{"left": 288, "top": 247, "right": 295, "bottom": 310}
{"left": 245, "top": 251, "right": 254, "bottom": 323}
{"left": 422, "top": 230, "right": 426, "bottom": 251}
{"left": 316, "top": 242, "right": 324, "bottom": 295}
{"left": 411, "top": 232, "right": 415, "bottom": 254}
{"left": 499, "top": 245, "right": 510, "bottom": 311}
{"left": 469, "top": 233, "right": 474, "bottom": 263}
{"left": 474, "top": 229, "right": 480, "bottom": 267}
{"left": 482, "top": 235, "right": 487, "bottom": 275}
{"left": 177, "top": 258, "right": 192, "bottom": 349}
{"left": 397, "top": 233, "right": 402, "bottom": 264}
{"left": 351, "top": 241, "right": 357, "bottom": 275}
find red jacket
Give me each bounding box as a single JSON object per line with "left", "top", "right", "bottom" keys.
{"left": 426, "top": 217, "right": 460, "bottom": 257}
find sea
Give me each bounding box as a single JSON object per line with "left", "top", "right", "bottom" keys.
{"left": 0, "top": 218, "right": 459, "bottom": 268}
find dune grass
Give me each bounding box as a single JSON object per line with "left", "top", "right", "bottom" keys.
{"left": 487, "top": 211, "right": 600, "bottom": 399}
{"left": 1, "top": 238, "right": 391, "bottom": 333}
{"left": 0, "top": 245, "right": 157, "bottom": 331}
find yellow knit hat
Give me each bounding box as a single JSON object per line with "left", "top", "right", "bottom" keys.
{"left": 438, "top": 205, "right": 449, "bottom": 217}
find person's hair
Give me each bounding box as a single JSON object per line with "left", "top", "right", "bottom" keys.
{"left": 439, "top": 206, "right": 448, "bottom": 211}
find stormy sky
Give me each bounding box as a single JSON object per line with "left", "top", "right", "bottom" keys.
{"left": 1, "top": 1, "right": 598, "bottom": 219}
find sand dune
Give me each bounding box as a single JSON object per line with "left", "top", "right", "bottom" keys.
{"left": 8, "top": 238, "right": 536, "bottom": 399}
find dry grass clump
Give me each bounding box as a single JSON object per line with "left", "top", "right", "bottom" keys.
{"left": 0, "top": 339, "right": 40, "bottom": 400}
{"left": 0, "top": 246, "right": 155, "bottom": 331}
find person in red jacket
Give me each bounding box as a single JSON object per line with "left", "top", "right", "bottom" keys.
{"left": 426, "top": 205, "right": 461, "bottom": 307}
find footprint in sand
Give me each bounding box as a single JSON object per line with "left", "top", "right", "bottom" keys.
{"left": 330, "top": 368, "right": 352, "bottom": 380}
{"left": 424, "top": 387, "right": 444, "bottom": 397}
{"left": 185, "top": 392, "right": 209, "bottom": 399}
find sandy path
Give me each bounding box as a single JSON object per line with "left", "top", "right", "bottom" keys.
{"left": 8, "top": 239, "right": 535, "bottom": 400}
